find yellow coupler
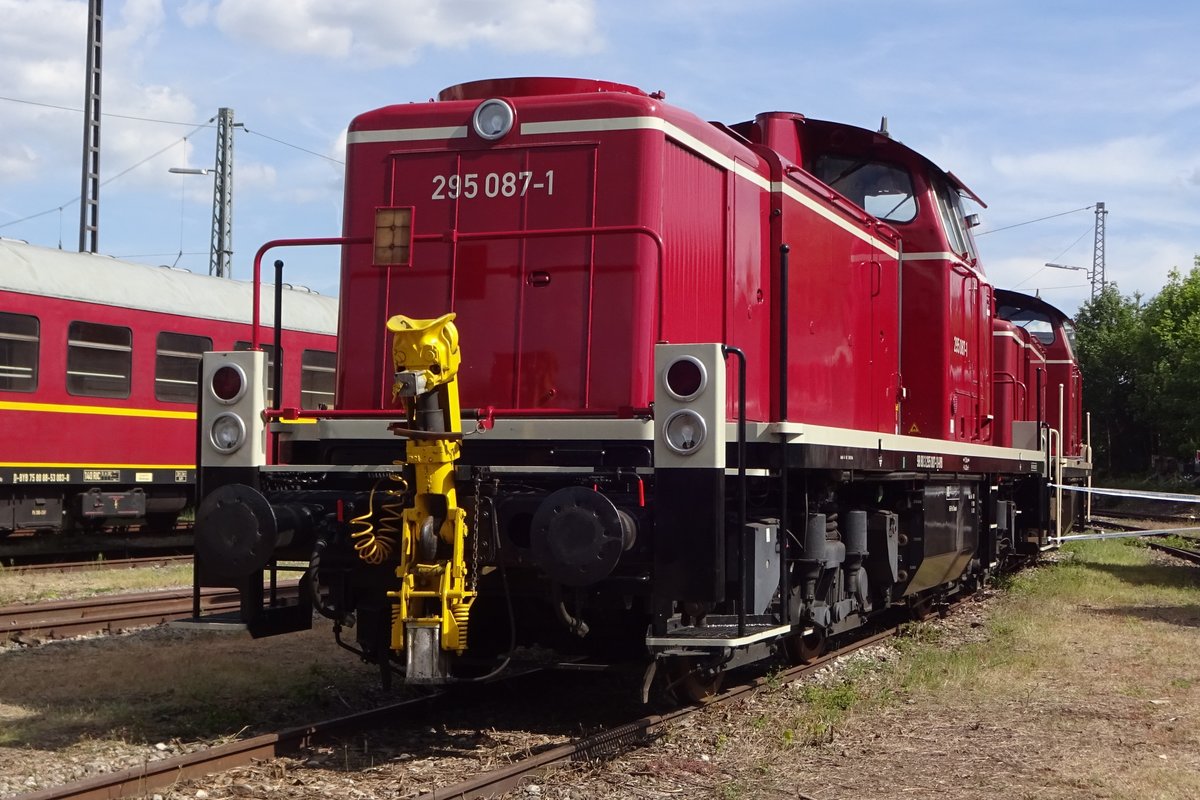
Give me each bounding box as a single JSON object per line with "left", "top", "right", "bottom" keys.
{"left": 382, "top": 313, "right": 475, "bottom": 665}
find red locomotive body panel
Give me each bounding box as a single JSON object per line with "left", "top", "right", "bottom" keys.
{"left": 339, "top": 79, "right": 773, "bottom": 420}
{"left": 996, "top": 289, "right": 1082, "bottom": 459}
{"left": 758, "top": 144, "right": 901, "bottom": 432}
{"left": 739, "top": 113, "right": 993, "bottom": 439}
{"left": 991, "top": 318, "right": 1048, "bottom": 448}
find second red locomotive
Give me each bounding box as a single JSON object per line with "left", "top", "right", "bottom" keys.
{"left": 192, "top": 77, "right": 1088, "bottom": 695}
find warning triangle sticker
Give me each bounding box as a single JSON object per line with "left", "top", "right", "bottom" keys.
{"left": 908, "top": 423, "right": 920, "bottom": 434}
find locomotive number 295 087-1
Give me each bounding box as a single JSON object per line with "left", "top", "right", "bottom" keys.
{"left": 431, "top": 170, "right": 556, "bottom": 200}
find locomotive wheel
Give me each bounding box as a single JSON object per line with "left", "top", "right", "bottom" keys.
{"left": 666, "top": 657, "right": 724, "bottom": 703}
{"left": 783, "top": 627, "right": 827, "bottom": 665}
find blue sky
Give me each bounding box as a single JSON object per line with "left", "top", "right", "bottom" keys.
{"left": 1, "top": 0, "right": 1197, "bottom": 314}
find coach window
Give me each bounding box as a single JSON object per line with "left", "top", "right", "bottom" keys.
{"left": 156, "top": 332, "right": 212, "bottom": 403}
{"left": 0, "top": 312, "right": 38, "bottom": 393}
{"left": 810, "top": 156, "right": 917, "bottom": 224}
{"left": 234, "top": 341, "right": 278, "bottom": 405}
{"left": 67, "top": 321, "right": 131, "bottom": 399}
{"left": 301, "top": 349, "right": 336, "bottom": 409}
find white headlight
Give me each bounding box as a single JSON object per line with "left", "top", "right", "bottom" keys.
{"left": 662, "top": 409, "right": 707, "bottom": 455}
{"left": 210, "top": 412, "right": 247, "bottom": 454}
{"left": 472, "top": 99, "right": 514, "bottom": 140}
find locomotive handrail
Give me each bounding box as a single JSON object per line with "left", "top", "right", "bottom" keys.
{"left": 782, "top": 165, "right": 903, "bottom": 245}
{"left": 264, "top": 406, "right": 638, "bottom": 422}
{"left": 251, "top": 236, "right": 371, "bottom": 350}
{"left": 409, "top": 224, "right": 667, "bottom": 343}
{"left": 251, "top": 225, "right": 664, "bottom": 351}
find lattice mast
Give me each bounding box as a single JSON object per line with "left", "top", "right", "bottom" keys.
{"left": 78, "top": 0, "right": 103, "bottom": 253}
{"left": 1091, "top": 201, "right": 1107, "bottom": 299}
{"left": 210, "top": 107, "right": 235, "bottom": 278}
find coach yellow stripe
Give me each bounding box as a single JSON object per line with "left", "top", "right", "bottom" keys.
{"left": 0, "top": 462, "right": 194, "bottom": 469}
{"left": 0, "top": 400, "right": 195, "bottom": 420}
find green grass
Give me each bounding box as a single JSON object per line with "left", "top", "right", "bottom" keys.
{"left": 783, "top": 539, "right": 1200, "bottom": 722}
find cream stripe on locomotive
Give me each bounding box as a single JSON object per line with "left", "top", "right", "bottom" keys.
{"left": 525, "top": 118, "right": 901, "bottom": 259}
{"left": 992, "top": 329, "right": 1049, "bottom": 357}
{"left": 347, "top": 115, "right": 902, "bottom": 260}
{"left": 348, "top": 125, "right": 469, "bottom": 143}
{"left": 901, "top": 250, "right": 982, "bottom": 278}
{"left": 291, "top": 415, "right": 1046, "bottom": 467}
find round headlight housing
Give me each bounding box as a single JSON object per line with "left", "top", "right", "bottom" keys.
{"left": 663, "top": 356, "right": 707, "bottom": 401}
{"left": 662, "top": 409, "right": 707, "bottom": 455}
{"left": 472, "top": 98, "right": 515, "bottom": 140}
{"left": 210, "top": 412, "right": 247, "bottom": 454}
{"left": 211, "top": 364, "right": 247, "bottom": 404}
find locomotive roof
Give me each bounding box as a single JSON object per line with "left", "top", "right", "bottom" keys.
{"left": 0, "top": 238, "right": 338, "bottom": 335}
{"left": 995, "top": 288, "right": 1073, "bottom": 324}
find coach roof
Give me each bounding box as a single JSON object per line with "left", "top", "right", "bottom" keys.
{"left": 0, "top": 238, "right": 337, "bottom": 336}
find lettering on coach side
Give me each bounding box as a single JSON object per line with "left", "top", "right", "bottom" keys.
{"left": 916, "top": 454, "right": 943, "bottom": 470}
{"left": 13, "top": 472, "right": 71, "bottom": 484}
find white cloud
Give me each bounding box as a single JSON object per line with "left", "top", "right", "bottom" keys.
{"left": 992, "top": 137, "right": 1182, "bottom": 189}
{"left": 0, "top": 0, "right": 200, "bottom": 201}
{"left": 0, "top": 143, "right": 39, "bottom": 183}
{"left": 212, "top": 0, "right": 602, "bottom": 66}
{"left": 178, "top": 0, "right": 212, "bottom": 27}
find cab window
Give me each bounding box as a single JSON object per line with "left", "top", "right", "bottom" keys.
{"left": 997, "top": 304, "right": 1055, "bottom": 346}
{"left": 933, "top": 180, "right": 979, "bottom": 262}
{"left": 810, "top": 156, "right": 917, "bottom": 224}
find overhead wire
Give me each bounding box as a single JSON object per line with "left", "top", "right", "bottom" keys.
{"left": 242, "top": 127, "right": 344, "bottom": 165}
{"left": 2, "top": 97, "right": 343, "bottom": 233}
{"left": 0, "top": 93, "right": 212, "bottom": 127}
{"left": 0, "top": 119, "right": 213, "bottom": 230}
{"left": 975, "top": 205, "right": 1094, "bottom": 236}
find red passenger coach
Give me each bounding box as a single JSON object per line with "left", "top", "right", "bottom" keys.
{"left": 192, "top": 78, "right": 1090, "bottom": 697}
{"left": 0, "top": 239, "right": 337, "bottom": 535}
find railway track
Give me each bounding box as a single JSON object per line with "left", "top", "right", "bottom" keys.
{"left": 1146, "top": 541, "right": 1200, "bottom": 566}
{"left": 18, "top": 617, "right": 906, "bottom": 800}
{"left": 1084, "top": 516, "right": 1200, "bottom": 564}
{"left": 0, "top": 532, "right": 193, "bottom": 569}
{"left": 1, "top": 582, "right": 298, "bottom": 642}
{"left": 2, "top": 553, "right": 193, "bottom": 574}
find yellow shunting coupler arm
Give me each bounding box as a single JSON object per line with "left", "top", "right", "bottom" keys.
{"left": 382, "top": 313, "right": 476, "bottom": 671}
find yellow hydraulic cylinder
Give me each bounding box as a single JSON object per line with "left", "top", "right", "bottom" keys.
{"left": 379, "top": 313, "right": 476, "bottom": 657}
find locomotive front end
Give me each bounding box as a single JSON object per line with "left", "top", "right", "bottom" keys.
{"left": 193, "top": 77, "right": 745, "bottom": 686}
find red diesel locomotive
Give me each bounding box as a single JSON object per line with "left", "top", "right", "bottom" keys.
{"left": 0, "top": 238, "right": 337, "bottom": 536}
{"left": 193, "top": 77, "right": 1088, "bottom": 694}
